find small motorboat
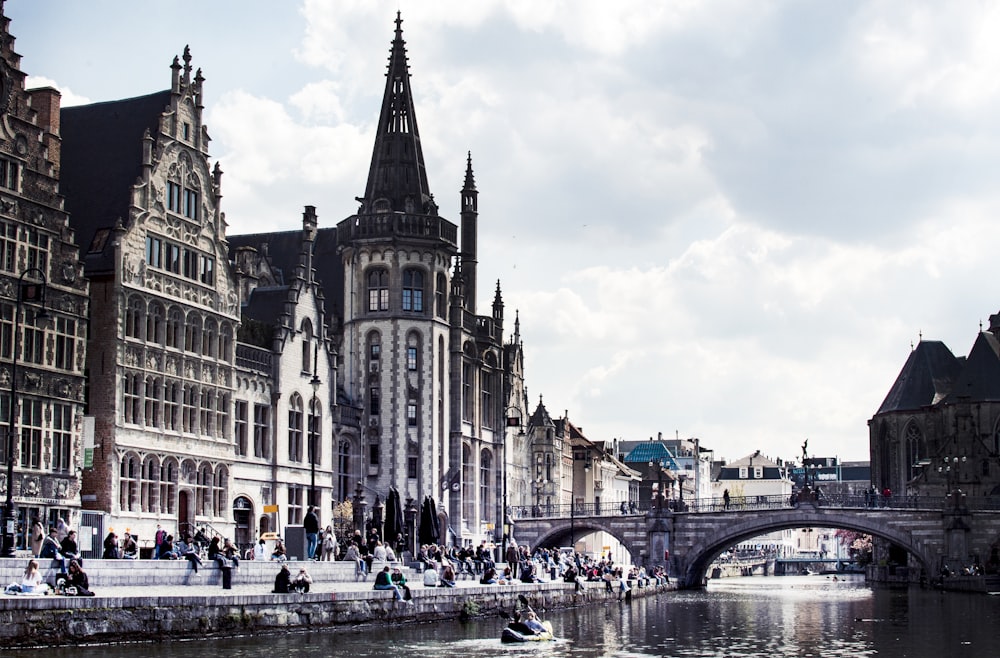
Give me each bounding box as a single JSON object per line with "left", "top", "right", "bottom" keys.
{"left": 501, "top": 620, "right": 555, "bottom": 643}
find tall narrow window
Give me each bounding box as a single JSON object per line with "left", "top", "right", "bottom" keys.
{"left": 125, "top": 297, "right": 144, "bottom": 340}
{"left": 407, "top": 346, "right": 417, "bottom": 371}
{"left": 407, "top": 401, "right": 417, "bottom": 426}
{"left": 200, "top": 389, "right": 215, "bottom": 436}
{"left": 160, "top": 460, "right": 177, "bottom": 514}
{"left": 18, "top": 398, "right": 42, "bottom": 469}
{"left": 435, "top": 273, "right": 446, "bottom": 318}
{"left": 288, "top": 394, "right": 303, "bottom": 462}
{"left": 480, "top": 450, "right": 493, "bottom": 524}
{"left": 402, "top": 269, "right": 424, "bottom": 312}
{"left": 481, "top": 370, "right": 494, "bottom": 428}
{"left": 24, "top": 227, "right": 48, "bottom": 273}
{"left": 0, "top": 304, "right": 10, "bottom": 359}
{"left": 287, "top": 486, "right": 303, "bottom": 524}
{"left": 167, "top": 181, "right": 181, "bottom": 213}
{"left": 164, "top": 381, "right": 180, "bottom": 431}
{"left": 54, "top": 317, "right": 76, "bottom": 371}
{"left": 120, "top": 454, "right": 138, "bottom": 512}
{"left": 0, "top": 221, "right": 17, "bottom": 272}
{"left": 182, "top": 385, "right": 198, "bottom": 433}
{"left": 367, "top": 269, "right": 389, "bottom": 312}
{"left": 308, "top": 398, "right": 321, "bottom": 467}
{"left": 141, "top": 457, "right": 160, "bottom": 513}
{"left": 21, "top": 309, "right": 45, "bottom": 365}
{"left": 254, "top": 404, "right": 271, "bottom": 459}
{"left": 146, "top": 236, "right": 163, "bottom": 268}
{"left": 301, "top": 320, "right": 313, "bottom": 373}
{"left": 234, "top": 400, "right": 248, "bottom": 456}
{"left": 123, "top": 374, "right": 141, "bottom": 424}
{"left": 144, "top": 377, "right": 161, "bottom": 428}
{"left": 51, "top": 403, "right": 73, "bottom": 473}
{"left": 184, "top": 188, "right": 199, "bottom": 220}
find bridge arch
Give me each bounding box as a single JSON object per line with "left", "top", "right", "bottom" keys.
{"left": 677, "top": 508, "right": 936, "bottom": 588}
{"left": 529, "top": 518, "right": 639, "bottom": 561}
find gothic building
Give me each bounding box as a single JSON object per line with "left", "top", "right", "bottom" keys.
{"left": 0, "top": 8, "right": 90, "bottom": 544}
{"left": 61, "top": 48, "right": 242, "bottom": 541}
{"left": 227, "top": 207, "right": 338, "bottom": 545}
{"left": 869, "top": 322, "right": 1000, "bottom": 498}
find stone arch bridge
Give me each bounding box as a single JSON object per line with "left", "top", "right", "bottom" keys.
{"left": 510, "top": 494, "right": 1000, "bottom": 588}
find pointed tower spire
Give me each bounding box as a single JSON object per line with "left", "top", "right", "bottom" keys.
{"left": 362, "top": 12, "right": 434, "bottom": 216}
{"left": 460, "top": 151, "right": 479, "bottom": 312}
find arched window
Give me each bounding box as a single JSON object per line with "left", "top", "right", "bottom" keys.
{"left": 200, "top": 389, "right": 215, "bottom": 436}
{"left": 146, "top": 302, "right": 164, "bottom": 344}
{"left": 905, "top": 422, "right": 923, "bottom": 481}
{"left": 217, "top": 393, "right": 230, "bottom": 438}
{"left": 164, "top": 381, "right": 180, "bottom": 431}
{"left": 480, "top": 449, "right": 492, "bottom": 524}
{"left": 125, "top": 297, "right": 144, "bottom": 340}
{"left": 166, "top": 307, "right": 184, "bottom": 349}
{"left": 185, "top": 313, "right": 202, "bottom": 354}
{"left": 160, "top": 458, "right": 178, "bottom": 514}
{"left": 462, "top": 443, "right": 474, "bottom": 523}
{"left": 367, "top": 269, "right": 389, "bottom": 312}
{"left": 308, "top": 396, "right": 322, "bottom": 467}
{"left": 338, "top": 439, "right": 352, "bottom": 501}
{"left": 197, "top": 463, "right": 213, "bottom": 516}
{"left": 144, "top": 376, "right": 161, "bottom": 428}
{"left": 435, "top": 273, "right": 447, "bottom": 318}
{"left": 402, "top": 269, "right": 424, "bottom": 312}
{"left": 219, "top": 323, "right": 233, "bottom": 362}
{"left": 183, "top": 385, "right": 199, "bottom": 432}
{"left": 119, "top": 453, "right": 139, "bottom": 512}
{"left": 141, "top": 456, "right": 160, "bottom": 513}
{"left": 288, "top": 394, "right": 303, "bottom": 462}
{"left": 301, "top": 319, "right": 313, "bottom": 373}
{"left": 213, "top": 465, "right": 229, "bottom": 517}
{"left": 203, "top": 319, "right": 217, "bottom": 358}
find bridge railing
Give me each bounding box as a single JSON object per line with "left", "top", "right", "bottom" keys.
{"left": 510, "top": 493, "right": 949, "bottom": 519}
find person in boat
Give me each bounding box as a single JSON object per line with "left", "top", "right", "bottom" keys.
{"left": 523, "top": 611, "right": 546, "bottom": 634}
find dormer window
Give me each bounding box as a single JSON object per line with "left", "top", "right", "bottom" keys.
{"left": 183, "top": 122, "right": 191, "bottom": 140}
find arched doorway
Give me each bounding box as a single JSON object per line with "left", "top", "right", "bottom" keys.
{"left": 233, "top": 496, "right": 254, "bottom": 549}
{"left": 178, "top": 490, "right": 192, "bottom": 534}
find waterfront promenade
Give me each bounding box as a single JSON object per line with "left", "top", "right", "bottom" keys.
{"left": 0, "top": 559, "right": 672, "bottom": 648}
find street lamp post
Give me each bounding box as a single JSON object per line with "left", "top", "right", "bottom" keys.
{"left": 2, "top": 268, "right": 48, "bottom": 558}
{"left": 309, "top": 372, "right": 321, "bottom": 509}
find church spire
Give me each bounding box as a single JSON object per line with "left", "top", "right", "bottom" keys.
{"left": 361, "top": 11, "right": 435, "bottom": 216}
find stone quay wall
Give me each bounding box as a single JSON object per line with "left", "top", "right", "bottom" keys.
{"left": 0, "top": 562, "right": 672, "bottom": 648}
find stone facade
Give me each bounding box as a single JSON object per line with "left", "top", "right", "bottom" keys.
{"left": 0, "top": 9, "right": 89, "bottom": 541}
{"left": 60, "top": 48, "right": 241, "bottom": 541}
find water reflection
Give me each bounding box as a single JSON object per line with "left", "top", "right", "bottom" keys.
{"left": 36, "top": 575, "right": 1000, "bottom": 657}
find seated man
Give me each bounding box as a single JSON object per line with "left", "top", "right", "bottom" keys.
{"left": 523, "top": 611, "right": 546, "bottom": 634}
{"left": 373, "top": 565, "right": 405, "bottom": 601}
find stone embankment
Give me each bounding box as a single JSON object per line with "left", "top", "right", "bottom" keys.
{"left": 0, "top": 559, "right": 673, "bottom": 647}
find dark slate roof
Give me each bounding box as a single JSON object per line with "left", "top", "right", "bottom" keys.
{"left": 875, "top": 340, "right": 963, "bottom": 414}
{"left": 527, "top": 397, "right": 554, "bottom": 429}
{"left": 61, "top": 90, "right": 172, "bottom": 276}
{"left": 227, "top": 227, "right": 344, "bottom": 320}
{"left": 944, "top": 332, "right": 1000, "bottom": 403}
{"left": 242, "top": 286, "right": 290, "bottom": 326}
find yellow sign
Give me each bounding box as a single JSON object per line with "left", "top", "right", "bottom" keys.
{"left": 263, "top": 504, "right": 279, "bottom": 514}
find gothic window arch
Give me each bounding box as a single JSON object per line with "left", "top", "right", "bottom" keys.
{"left": 164, "top": 381, "right": 180, "bottom": 431}
{"left": 197, "top": 463, "right": 213, "bottom": 516}
{"left": 141, "top": 455, "right": 160, "bottom": 513}
{"left": 301, "top": 318, "right": 314, "bottom": 373}
{"left": 119, "top": 453, "right": 139, "bottom": 512}
{"left": 125, "top": 296, "right": 144, "bottom": 340}
{"left": 288, "top": 393, "right": 303, "bottom": 462}
{"left": 185, "top": 312, "right": 202, "bottom": 354}
{"left": 146, "top": 301, "right": 165, "bottom": 345}
{"left": 213, "top": 465, "right": 229, "bottom": 517}
{"left": 160, "top": 457, "right": 178, "bottom": 514}
{"left": 203, "top": 318, "right": 218, "bottom": 358}
{"left": 337, "top": 439, "right": 353, "bottom": 502}
{"left": 166, "top": 306, "right": 184, "bottom": 349}
{"left": 200, "top": 389, "right": 216, "bottom": 436}
{"left": 144, "top": 376, "right": 161, "bottom": 428}
{"left": 905, "top": 421, "right": 923, "bottom": 481}
{"left": 462, "top": 443, "right": 474, "bottom": 522}
{"left": 402, "top": 268, "right": 424, "bottom": 312}
{"left": 308, "top": 396, "right": 321, "bottom": 467}
{"left": 219, "top": 323, "right": 233, "bottom": 362}
{"left": 435, "top": 272, "right": 447, "bottom": 318}
{"left": 480, "top": 449, "right": 493, "bottom": 524}
{"left": 123, "top": 373, "right": 142, "bottom": 425}
{"left": 367, "top": 268, "right": 389, "bottom": 312}
{"left": 182, "top": 384, "right": 199, "bottom": 433}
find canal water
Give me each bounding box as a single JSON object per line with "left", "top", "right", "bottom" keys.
{"left": 38, "top": 576, "right": 999, "bottom": 657}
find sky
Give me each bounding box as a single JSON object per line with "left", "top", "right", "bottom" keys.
{"left": 10, "top": 0, "right": 1000, "bottom": 464}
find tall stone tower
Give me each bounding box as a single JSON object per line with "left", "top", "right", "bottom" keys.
{"left": 336, "top": 14, "right": 504, "bottom": 545}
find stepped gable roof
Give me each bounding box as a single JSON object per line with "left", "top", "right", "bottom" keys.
{"left": 61, "top": 90, "right": 172, "bottom": 275}
{"left": 875, "top": 340, "right": 963, "bottom": 414}
{"left": 944, "top": 332, "right": 1000, "bottom": 403}
{"left": 228, "top": 227, "right": 344, "bottom": 319}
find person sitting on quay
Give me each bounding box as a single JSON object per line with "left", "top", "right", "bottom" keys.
{"left": 270, "top": 539, "right": 287, "bottom": 562}
{"left": 344, "top": 541, "right": 366, "bottom": 580}
{"left": 59, "top": 529, "right": 83, "bottom": 571}
{"left": 102, "top": 530, "right": 120, "bottom": 559}
{"left": 440, "top": 563, "right": 457, "bottom": 588}
{"left": 373, "top": 565, "right": 409, "bottom": 603}
{"left": 292, "top": 566, "right": 313, "bottom": 593}
{"left": 207, "top": 537, "right": 225, "bottom": 567}
{"left": 120, "top": 531, "right": 138, "bottom": 559}
{"left": 273, "top": 564, "right": 291, "bottom": 593}
{"left": 391, "top": 566, "right": 411, "bottom": 600}
{"left": 175, "top": 534, "right": 204, "bottom": 575}
{"left": 64, "top": 560, "right": 94, "bottom": 597}
{"left": 159, "top": 534, "right": 177, "bottom": 559}
{"left": 222, "top": 538, "right": 241, "bottom": 569}
{"left": 372, "top": 540, "right": 388, "bottom": 569}
{"left": 253, "top": 538, "right": 267, "bottom": 561}
{"left": 39, "top": 527, "right": 62, "bottom": 561}
{"left": 480, "top": 566, "right": 498, "bottom": 585}
{"left": 422, "top": 562, "right": 440, "bottom": 587}
{"left": 19, "top": 559, "right": 44, "bottom": 594}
